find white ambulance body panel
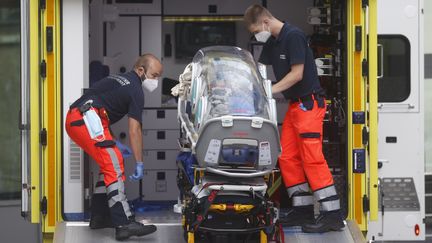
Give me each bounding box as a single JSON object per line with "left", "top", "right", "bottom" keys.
{"left": 367, "top": 0, "right": 425, "bottom": 241}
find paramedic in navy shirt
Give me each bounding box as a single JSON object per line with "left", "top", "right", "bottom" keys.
{"left": 244, "top": 4, "right": 344, "bottom": 233}
{"left": 66, "top": 54, "right": 162, "bottom": 240}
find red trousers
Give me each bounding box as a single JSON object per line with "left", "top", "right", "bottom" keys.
{"left": 279, "top": 100, "right": 334, "bottom": 192}
{"left": 66, "top": 107, "right": 131, "bottom": 225}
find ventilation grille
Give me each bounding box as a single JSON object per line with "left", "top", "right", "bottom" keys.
{"left": 69, "top": 139, "right": 81, "bottom": 181}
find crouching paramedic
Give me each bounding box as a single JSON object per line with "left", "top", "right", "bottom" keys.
{"left": 244, "top": 5, "right": 344, "bottom": 233}
{"left": 65, "top": 54, "right": 163, "bottom": 240}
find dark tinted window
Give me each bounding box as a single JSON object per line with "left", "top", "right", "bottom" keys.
{"left": 0, "top": 6, "right": 20, "bottom": 200}
{"left": 378, "top": 35, "right": 411, "bottom": 102}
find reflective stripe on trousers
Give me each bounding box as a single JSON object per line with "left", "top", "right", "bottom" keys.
{"left": 287, "top": 182, "right": 310, "bottom": 197}
{"left": 105, "top": 148, "right": 132, "bottom": 219}
{"left": 315, "top": 184, "right": 340, "bottom": 212}
{"left": 292, "top": 194, "right": 314, "bottom": 206}
{"left": 287, "top": 182, "right": 314, "bottom": 206}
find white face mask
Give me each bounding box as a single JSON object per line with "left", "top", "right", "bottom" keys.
{"left": 142, "top": 73, "right": 159, "bottom": 92}
{"left": 254, "top": 23, "right": 271, "bottom": 43}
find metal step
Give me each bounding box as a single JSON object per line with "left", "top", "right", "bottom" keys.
{"left": 54, "top": 221, "right": 366, "bottom": 243}
{"left": 53, "top": 210, "right": 366, "bottom": 243}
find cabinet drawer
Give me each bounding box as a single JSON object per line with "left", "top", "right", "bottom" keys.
{"left": 143, "top": 129, "right": 179, "bottom": 149}
{"left": 143, "top": 149, "right": 178, "bottom": 170}
{"left": 142, "top": 109, "right": 179, "bottom": 129}
{"left": 141, "top": 169, "right": 179, "bottom": 201}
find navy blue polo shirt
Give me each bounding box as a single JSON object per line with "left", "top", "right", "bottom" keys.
{"left": 71, "top": 71, "right": 144, "bottom": 124}
{"left": 259, "top": 23, "right": 322, "bottom": 99}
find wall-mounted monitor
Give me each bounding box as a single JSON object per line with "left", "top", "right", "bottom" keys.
{"left": 175, "top": 21, "right": 236, "bottom": 59}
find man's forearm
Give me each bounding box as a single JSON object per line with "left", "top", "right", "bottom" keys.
{"left": 272, "top": 72, "right": 302, "bottom": 94}
{"left": 271, "top": 64, "right": 304, "bottom": 94}
{"left": 129, "top": 127, "right": 143, "bottom": 162}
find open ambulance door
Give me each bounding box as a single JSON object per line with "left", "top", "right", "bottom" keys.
{"left": 346, "top": 0, "right": 378, "bottom": 232}
{"left": 20, "top": 0, "right": 62, "bottom": 239}
{"left": 367, "top": 0, "right": 425, "bottom": 240}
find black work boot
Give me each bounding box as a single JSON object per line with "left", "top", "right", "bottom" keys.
{"left": 279, "top": 205, "right": 315, "bottom": 227}
{"left": 89, "top": 215, "right": 114, "bottom": 229}
{"left": 301, "top": 210, "right": 344, "bottom": 233}
{"left": 115, "top": 221, "right": 157, "bottom": 241}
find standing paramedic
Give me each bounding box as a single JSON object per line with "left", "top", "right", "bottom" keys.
{"left": 65, "top": 54, "right": 163, "bottom": 241}
{"left": 244, "top": 5, "right": 344, "bottom": 233}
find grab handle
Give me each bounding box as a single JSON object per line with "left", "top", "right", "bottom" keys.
{"left": 377, "top": 44, "right": 384, "bottom": 79}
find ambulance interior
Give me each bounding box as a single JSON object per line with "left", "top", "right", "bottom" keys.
{"left": 63, "top": 0, "right": 351, "bottom": 240}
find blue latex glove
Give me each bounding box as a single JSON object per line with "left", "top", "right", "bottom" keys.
{"left": 115, "top": 140, "right": 132, "bottom": 159}
{"left": 129, "top": 162, "right": 144, "bottom": 181}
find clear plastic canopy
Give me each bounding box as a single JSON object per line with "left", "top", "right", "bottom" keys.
{"left": 190, "top": 46, "right": 269, "bottom": 127}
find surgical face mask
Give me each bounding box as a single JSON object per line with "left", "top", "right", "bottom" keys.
{"left": 82, "top": 108, "right": 105, "bottom": 142}
{"left": 142, "top": 73, "right": 159, "bottom": 92}
{"left": 254, "top": 23, "right": 271, "bottom": 43}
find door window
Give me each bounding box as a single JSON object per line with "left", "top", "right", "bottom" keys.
{"left": 378, "top": 35, "right": 411, "bottom": 102}
{"left": 0, "top": 6, "right": 20, "bottom": 200}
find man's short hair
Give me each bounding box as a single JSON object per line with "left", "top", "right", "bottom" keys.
{"left": 243, "top": 4, "right": 273, "bottom": 27}
{"left": 134, "top": 53, "right": 160, "bottom": 70}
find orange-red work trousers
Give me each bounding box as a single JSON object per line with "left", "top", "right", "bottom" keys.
{"left": 65, "top": 107, "right": 132, "bottom": 226}
{"left": 279, "top": 99, "right": 334, "bottom": 192}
